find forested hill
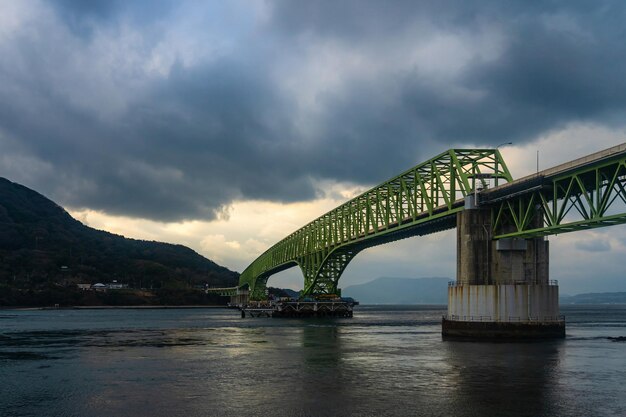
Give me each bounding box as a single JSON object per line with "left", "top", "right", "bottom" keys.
{"left": 0, "top": 177, "right": 239, "bottom": 292}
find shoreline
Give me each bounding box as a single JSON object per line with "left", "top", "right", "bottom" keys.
{"left": 1, "top": 305, "right": 228, "bottom": 311}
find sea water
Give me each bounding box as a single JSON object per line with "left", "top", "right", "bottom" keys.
{"left": 1, "top": 305, "right": 625, "bottom": 417}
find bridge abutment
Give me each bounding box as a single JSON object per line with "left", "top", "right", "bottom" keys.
{"left": 444, "top": 201, "right": 564, "bottom": 339}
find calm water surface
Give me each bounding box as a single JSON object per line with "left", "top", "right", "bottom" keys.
{"left": 1, "top": 305, "right": 625, "bottom": 417}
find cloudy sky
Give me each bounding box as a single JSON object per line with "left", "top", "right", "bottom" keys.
{"left": 1, "top": 0, "right": 626, "bottom": 294}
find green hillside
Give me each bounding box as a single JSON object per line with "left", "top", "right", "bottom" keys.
{"left": 0, "top": 177, "right": 238, "bottom": 306}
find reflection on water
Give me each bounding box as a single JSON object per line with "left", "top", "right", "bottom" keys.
{"left": 0, "top": 306, "right": 625, "bottom": 417}
{"left": 442, "top": 340, "right": 564, "bottom": 417}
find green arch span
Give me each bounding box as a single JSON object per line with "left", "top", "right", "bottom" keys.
{"left": 239, "top": 149, "right": 512, "bottom": 300}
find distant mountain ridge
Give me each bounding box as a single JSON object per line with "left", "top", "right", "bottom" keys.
{"left": 342, "top": 276, "right": 626, "bottom": 305}
{"left": 0, "top": 177, "right": 238, "bottom": 291}
{"left": 343, "top": 277, "right": 449, "bottom": 304}
{"left": 561, "top": 292, "right": 626, "bottom": 304}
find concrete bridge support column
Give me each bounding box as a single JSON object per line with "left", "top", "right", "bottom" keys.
{"left": 443, "top": 198, "right": 565, "bottom": 338}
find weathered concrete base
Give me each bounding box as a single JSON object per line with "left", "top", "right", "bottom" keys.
{"left": 442, "top": 318, "right": 565, "bottom": 339}
{"left": 443, "top": 284, "right": 565, "bottom": 339}
{"left": 447, "top": 284, "right": 560, "bottom": 321}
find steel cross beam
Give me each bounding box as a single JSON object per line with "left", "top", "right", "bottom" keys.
{"left": 485, "top": 145, "right": 626, "bottom": 239}
{"left": 239, "top": 149, "right": 512, "bottom": 300}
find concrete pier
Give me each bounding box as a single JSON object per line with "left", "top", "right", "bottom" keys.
{"left": 443, "top": 198, "right": 565, "bottom": 338}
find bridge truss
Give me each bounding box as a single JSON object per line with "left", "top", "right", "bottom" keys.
{"left": 486, "top": 146, "right": 626, "bottom": 239}
{"left": 228, "top": 142, "right": 626, "bottom": 301}
{"left": 239, "top": 149, "right": 512, "bottom": 300}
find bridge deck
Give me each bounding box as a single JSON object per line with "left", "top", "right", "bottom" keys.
{"left": 483, "top": 142, "right": 626, "bottom": 202}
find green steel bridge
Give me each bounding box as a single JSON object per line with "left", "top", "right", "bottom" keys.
{"left": 234, "top": 143, "right": 626, "bottom": 300}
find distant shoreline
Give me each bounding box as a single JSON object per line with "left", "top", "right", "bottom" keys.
{"left": 1, "top": 305, "right": 228, "bottom": 311}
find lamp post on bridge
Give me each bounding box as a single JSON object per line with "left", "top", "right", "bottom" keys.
{"left": 496, "top": 141, "right": 513, "bottom": 149}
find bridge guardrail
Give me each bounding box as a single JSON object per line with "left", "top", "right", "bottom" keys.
{"left": 507, "top": 315, "right": 565, "bottom": 322}
{"left": 447, "top": 280, "right": 559, "bottom": 287}
{"left": 445, "top": 315, "right": 565, "bottom": 322}
{"left": 445, "top": 315, "right": 492, "bottom": 322}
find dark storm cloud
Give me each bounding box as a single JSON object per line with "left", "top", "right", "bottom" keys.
{"left": 270, "top": 0, "right": 626, "bottom": 142}
{"left": 51, "top": 0, "right": 129, "bottom": 19}
{"left": 264, "top": 0, "right": 626, "bottom": 176}
{"left": 268, "top": 0, "right": 610, "bottom": 39}
{"left": 110, "top": 59, "right": 318, "bottom": 218}
{"left": 1, "top": 1, "right": 626, "bottom": 221}
{"left": 458, "top": 11, "right": 626, "bottom": 137}
{"left": 50, "top": 0, "right": 176, "bottom": 28}
{"left": 0, "top": 47, "right": 316, "bottom": 221}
